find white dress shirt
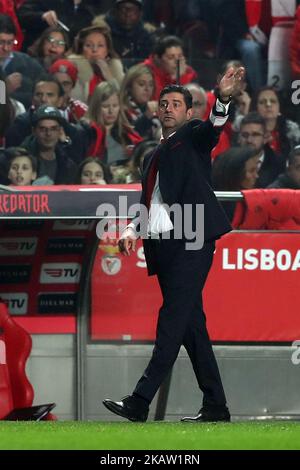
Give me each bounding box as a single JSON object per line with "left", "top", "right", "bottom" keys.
{"left": 126, "top": 98, "right": 230, "bottom": 238}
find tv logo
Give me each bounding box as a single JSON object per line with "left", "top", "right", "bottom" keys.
{"left": 0, "top": 340, "right": 6, "bottom": 365}
{"left": 291, "top": 340, "right": 300, "bottom": 365}
{"left": 0, "top": 238, "right": 37, "bottom": 256}
{"left": 40, "top": 263, "right": 81, "bottom": 283}
{"left": 0, "top": 293, "right": 28, "bottom": 315}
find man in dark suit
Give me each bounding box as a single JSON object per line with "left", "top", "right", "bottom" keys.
{"left": 103, "top": 66, "right": 245, "bottom": 423}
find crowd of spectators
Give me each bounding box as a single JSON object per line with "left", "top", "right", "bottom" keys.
{"left": 0, "top": 0, "right": 299, "bottom": 194}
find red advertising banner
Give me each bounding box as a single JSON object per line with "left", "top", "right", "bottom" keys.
{"left": 0, "top": 219, "right": 96, "bottom": 333}
{"left": 91, "top": 231, "right": 300, "bottom": 342}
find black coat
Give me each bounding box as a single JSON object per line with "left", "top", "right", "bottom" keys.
{"left": 105, "top": 13, "right": 154, "bottom": 67}
{"left": 140, "top": 119, "right": 232, "bottom": 275}
{"left": 21, "top": 134, "right": 77, "bottom": 185}
{"left": 256, "top": 144, "right": 286, "bottom": 188}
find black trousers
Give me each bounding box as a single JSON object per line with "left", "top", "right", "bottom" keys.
{"left": 133, "top": 238, "right": 226, "bottom": 408}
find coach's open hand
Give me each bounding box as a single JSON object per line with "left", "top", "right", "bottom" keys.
{"left": 219, "top": 66, "right": 245, "bottom": 102}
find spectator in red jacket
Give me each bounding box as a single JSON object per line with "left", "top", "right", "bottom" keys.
{"left": 143, "top": 35, "right": 197, "bottom": 100}
{"left": 49, "top": 58, "right": 88, "bottom": 123}
{"left": 87, "top": 80, "right": 142, "bottom": 163}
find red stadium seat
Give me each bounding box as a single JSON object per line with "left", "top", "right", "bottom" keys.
{"left": 232, "top": 189, "right": 300, "bottom": 230}
{"left": 0, "top": 302, "right": 56, "bottom": 420}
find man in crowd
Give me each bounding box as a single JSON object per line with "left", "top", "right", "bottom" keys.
{"left": 20, "top": 104, "right": 77, "bottom": 184}
{"left": 104, "top": 0, "right": 154, "bottom": 67}
{"left": 238, "top": 112, "right": 284, "bottom": 187}
{"left": 0, "top": 13, "right": 44, "bottom": 108}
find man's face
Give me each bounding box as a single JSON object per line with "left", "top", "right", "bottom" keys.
{"left": 287, "top": 155, "right": 300, "bottom": 188}
{"left": 33, "top": 119, "right": 61, "bottom": 151}
{"left": 0, "top": 33, "right": 16, "bottom": 60}
{"left": 116, "top": 2, "right": 141, "bottom": 30}
{"left": 238, "top": 123, "right": 266, "bottom": 155}
{"left": 158, "top": 92, "right": 192, "bottom": 132}
{"left": 157, "top": 46, "right": 185, "bottom": 77}
{"left": 33, "top": 82, "right": 63, "bottom": 108}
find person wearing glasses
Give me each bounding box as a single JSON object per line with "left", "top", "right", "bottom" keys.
{"left": 0, "top": 13, "right": 44, "bottom": 108}
{"left": 238, "top": 112, "right": 285, "bottom": 188}
{"left": 20, "top": 104, "right": 77, "bottom": 184}
{"left": 17, "top": 0, "right": 94, "bottom": 51}
{"left": 28, "top": 26, "right": 69, "bottom": 71}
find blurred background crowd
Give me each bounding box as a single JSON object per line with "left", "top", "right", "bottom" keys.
{"left": 0, "top": 0, "right": 299, "bottom": 200}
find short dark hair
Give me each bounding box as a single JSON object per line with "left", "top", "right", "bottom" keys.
{"left": 33, "top": 74, "right": 65, "bottom": 97}
{"left": 6, "top": 147, "right": 37, "bottom": 172}
{"left": 0, "top": 14, "right": 16, "bottom": 35}
{"left": 153, "top": 35, "right": 183, "bottom": 57}
{"left": 240, "top": 112, "right": 266, "bottom": 131}
{"left": 159, "top": 85, "right": 193, "bottom": 110}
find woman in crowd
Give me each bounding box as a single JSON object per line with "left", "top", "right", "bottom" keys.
{"left": 68, "top": 23, "right": 124, "bottom": 103}
{"left": 212, "top": 146, "right": 260, "bottom": 221}
{"left": 120, "top": 63, "right": 161, "bottom": 141}
{"left": 87, "top": 80, "right": 142, "bottom": 165}
{"left": 250, "top": 86, "right": 300, "bottom": 162}
{"left": 77, "top": 156, "right": 111, "bottom": 185}
{"left": 29, "top": 26, "right": 69, "bottom": 70}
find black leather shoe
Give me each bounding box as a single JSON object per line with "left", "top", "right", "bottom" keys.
{"left": 181, "top": 406, "right": 230, "bottom": 423}
{"left": 103, "top": 395, "right": 149, "bottom": 422}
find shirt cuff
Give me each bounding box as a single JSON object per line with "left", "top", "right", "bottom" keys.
{"left": 215, "top": 98, "right": 231, "bottom": 114}
{"left": 209, "top": 98, "right": 231, "bottom": 127}
{"left": 126, "top": 223, "right": 138, "bottom": 237}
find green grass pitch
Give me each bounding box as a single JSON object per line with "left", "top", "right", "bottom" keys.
{"left": 0, "top": 421, "right": 300, "bottom": 450}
